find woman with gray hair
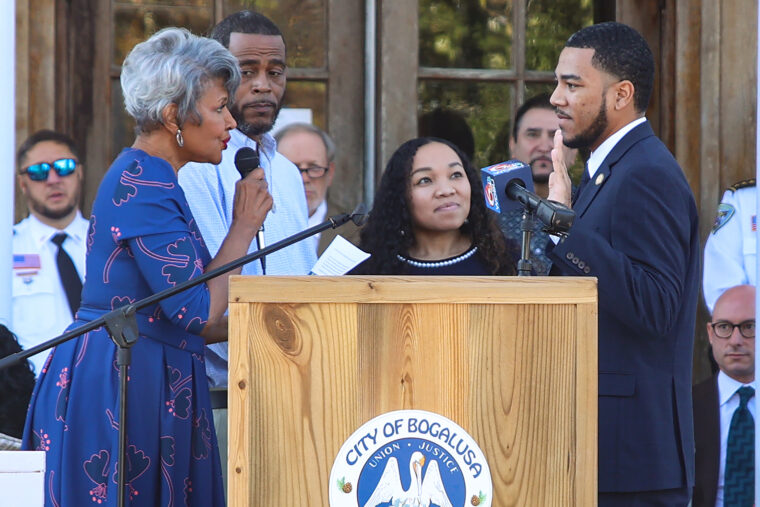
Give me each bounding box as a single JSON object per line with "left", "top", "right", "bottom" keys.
{"left": 22, "top": 27, "right": 271, "bottom": 506}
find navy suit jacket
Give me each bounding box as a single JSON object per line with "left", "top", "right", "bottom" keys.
{"left": 549, "top": 121, "right": 700, "bottom": 492}
{"left": 692, "top": 375, "right": 720, "bottom": 507}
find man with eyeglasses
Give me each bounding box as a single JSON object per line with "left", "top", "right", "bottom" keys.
{"left": 693, "top": 284, "right": 756, "bottom": 507}
{"left": 12, "top": 129, "right": 88, "bottom": 376}
{"left": 275, "top": 123, "right": 361, "bottom": 255}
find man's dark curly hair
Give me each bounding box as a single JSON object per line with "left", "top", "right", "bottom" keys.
{"left": 566, "top": 22, "right": 654, "bottom": 113}
{"left": 358, "top": 137, "right": 515, "bottom": 275}
{"left": 0, "top": 325, "right": 36, "bottom": 438}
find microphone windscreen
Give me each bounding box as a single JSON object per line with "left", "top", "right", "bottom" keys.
{"left": 481, "top": 160, "right": 535, "bottom": 214}
{"left": 234, "top": 147, "right": 259, "bottom": 179}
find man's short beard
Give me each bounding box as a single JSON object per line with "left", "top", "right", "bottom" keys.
{"left": 531, "top": 171, "right": 551, "bottom": 184}
{"left": 564, "top": 95, "right": 608, "bottom": 150}
{"left": 231, "top": 104, "right": 281, "bottom": 138}
{"left": 30, "top": 200, "right": 78, "bottom": 221}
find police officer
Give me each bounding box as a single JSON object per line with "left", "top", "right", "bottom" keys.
{"left": 13, "top": 130, "right": 88, "bottom": 375}
{"left": 703, "top": 178, "right": 757, "bottom": 313}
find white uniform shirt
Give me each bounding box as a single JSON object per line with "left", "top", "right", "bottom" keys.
{"left": 179, "top": 129, "right": 316, "bottom": 387}
{"left": 703, "top": 185, "right": 757, "bottom": 313}
{"left": 715, "top": 371, "right": 756, "bottom": 507}
{"left": 12, "top": 212, "right": 89, "bottom": 375}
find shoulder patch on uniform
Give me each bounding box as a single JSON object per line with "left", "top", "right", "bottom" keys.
{"left": 711, "top": 203, "right": 735, "bottom": 234}
{"left": 727, "top": 178, "right": 756, "bottom": 192}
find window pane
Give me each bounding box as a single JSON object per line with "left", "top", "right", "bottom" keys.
{"left": 418, "top": 81, "right": 514, "bottom": 168}
{"left": 281, "top": 81, "right": 327, "bottom": 131}
{"left": 419, "top": 0, "right": 512, "bottom": 69}
{"left": 114, "top": 6, "right": 213, "bottom": 65}
{"left": 223, "top": 0, "right": 326, "bottom": 68}
{"left": 525, "top": 0, "right": 593, "bottom": 71}
{"left": 115, "top": 0, "right": 209, "bottom": 6}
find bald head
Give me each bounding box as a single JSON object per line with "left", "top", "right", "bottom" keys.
{"left": 708, "top": 285, "right": 756, "bottom": 383}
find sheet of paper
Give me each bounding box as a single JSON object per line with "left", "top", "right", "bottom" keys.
{"left": 309, "top": 235, "right": 370, "bottom": 275}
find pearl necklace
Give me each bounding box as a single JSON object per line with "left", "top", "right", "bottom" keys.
{"left": 397, "top": 246, "right": 478, "bottom": 269}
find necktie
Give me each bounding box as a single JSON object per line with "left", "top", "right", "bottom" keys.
{"left": 51, "top": 233, "right": 82, "bottom": 318}
{"left": 572, "top": 164, "right": 591, "bottom": 205}
{"left": 724, "top": 385, "right": 755, "bottom": 507}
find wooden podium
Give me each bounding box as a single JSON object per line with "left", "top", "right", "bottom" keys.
{"left": 228, "top": 276, "right": 597, "bottom": 506}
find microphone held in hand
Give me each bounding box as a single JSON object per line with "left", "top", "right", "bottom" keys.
{"left": 234, "top": 147, "right": 259, "bottom": 179}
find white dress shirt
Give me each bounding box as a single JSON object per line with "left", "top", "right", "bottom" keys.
{"left": 179, "top": 129, "right": 316, "bottom": 387}
{"left": 12, "top": 212, "right": 89, "bottom": 375}
{"left": 715, "top": 371, "right": 756, "bottom": 507}
{"left": 307, "top": 199, "right": 328, "bottom": 253}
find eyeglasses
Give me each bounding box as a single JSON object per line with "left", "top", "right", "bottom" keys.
{"left": 297, "top": 165, "right": 329, "bottom": 179}
{"left": 20, "top": 158, "right": 78, "bottom": 181}
{"left": 710, "top": 320, "right": 756, "bottom": 339}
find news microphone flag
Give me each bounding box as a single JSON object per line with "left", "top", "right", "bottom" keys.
{"left": 481, "top": 160, "right": 535, "bottom": 214}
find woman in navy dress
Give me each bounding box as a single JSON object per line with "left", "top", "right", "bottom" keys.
{"left": 353, "top": 137, "right": 517, "bottom": 275}
{"left": 22, "top": 28, "right": 272, "bottom": 506}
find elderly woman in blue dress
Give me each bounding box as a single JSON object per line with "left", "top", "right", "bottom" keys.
{"left": 22, "top": 28, "right": 271, "bottom": 506}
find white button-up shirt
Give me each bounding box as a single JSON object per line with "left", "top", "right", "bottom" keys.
{"left": 179, "top": 129, "right": 316, "bottom": 387}
{"left": 11, "top": 212, "right": 89, "bottom": 375}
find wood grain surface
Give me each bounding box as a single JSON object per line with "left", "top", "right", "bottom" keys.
{"left": 228, "top": 277, "right": 597, "bottom": 506}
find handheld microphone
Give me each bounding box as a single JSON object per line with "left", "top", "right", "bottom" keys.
{"left": 234, "top": 146, "right": 267, "bottom": 273}
{"left": 234, "top": 146, "right": 259, "bottom": 179}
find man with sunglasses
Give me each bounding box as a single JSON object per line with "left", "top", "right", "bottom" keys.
{"left": 12, "top": 129, "right": 87, "bottom": 376}
{"left": 275, "top": 122, "right": 360, "bottom": 255}
{"left": 693, "top": 284, "right": 756, "bottom": 507}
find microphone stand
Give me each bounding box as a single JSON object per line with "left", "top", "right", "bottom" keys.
{"left": 517, "top": 210, "right": 536, "bottom": 277}
{"left": 0, "top": 205, "right": 366, "bottom": 507}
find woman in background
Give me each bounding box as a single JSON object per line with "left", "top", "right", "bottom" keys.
{"left": 354, "top": 137, "right": 516, "bottom": 275}
{"left": 23, "top": 28, "right": 271, "bottom": 506}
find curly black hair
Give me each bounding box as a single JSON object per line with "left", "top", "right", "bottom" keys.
{"left": 566, "top": 22, "right": 654, "bottom": 113}
{"left": 358, "top": 137, "right": 516, "bottom": 275}
{"left": 0, "top": 325, "right": 36, "bottom": 438}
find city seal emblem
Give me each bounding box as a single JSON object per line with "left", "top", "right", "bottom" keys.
{"left": 329, "top": 409, "right": 492, "bottom": 506}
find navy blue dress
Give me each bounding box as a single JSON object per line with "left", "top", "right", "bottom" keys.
{"left": 22, "top": 148, "right": 224, "bottom": 506}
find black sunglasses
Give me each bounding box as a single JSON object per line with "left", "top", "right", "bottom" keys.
{"left": 20, "top": 158, "right": 78, "bottom": 181}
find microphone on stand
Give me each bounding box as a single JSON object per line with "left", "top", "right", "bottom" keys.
{"left": 234, "top": 147, "right": 267, "bottom": 273}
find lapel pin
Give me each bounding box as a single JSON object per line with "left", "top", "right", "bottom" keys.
{"left": 595, "top": 173, "right": 605, "bottom": 185}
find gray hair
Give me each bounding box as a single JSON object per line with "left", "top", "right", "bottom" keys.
{"left": 274, "top": 123, "right": 336, "bottom": 162}
{"left": 120, "top": 27, "right": 241, "bottom": 134}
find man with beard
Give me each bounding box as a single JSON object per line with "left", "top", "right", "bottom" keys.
{"left": 498, "top": 93, "right": 578, "bottom": 275}
{"left": 178, "top": 11, "right": 315, "bottom": 493}
{"left": 547, "top": 23, "right": 699, "bottom": 504}
{"left": 12, "top": 130, "right": 88, "bottom": 376}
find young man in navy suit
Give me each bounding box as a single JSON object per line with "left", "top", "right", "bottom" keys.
{"left": 693, "top": 285, "right": 755, "bottom": 507}
{"left": 547, "top": 22, "right": 700, "bottom": 505}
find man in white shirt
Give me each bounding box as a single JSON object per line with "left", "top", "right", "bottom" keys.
{"left": 177, "top": 11, "right": 316, "bottom": 492}
{"left": 548, "top": 22, "right": 700, "bottom": 505}
{"left": 693, "top": 284, "right": 755, "bottom": 507}
{"left": 274, "top": 123, "right": 361, "bottom": 255}
{"left": 12, "top": 130, "right": 89, "bottom": 376}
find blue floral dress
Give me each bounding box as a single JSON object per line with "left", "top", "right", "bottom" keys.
{"left": 22, "top": 148, "right": 225, "bottom": 506}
